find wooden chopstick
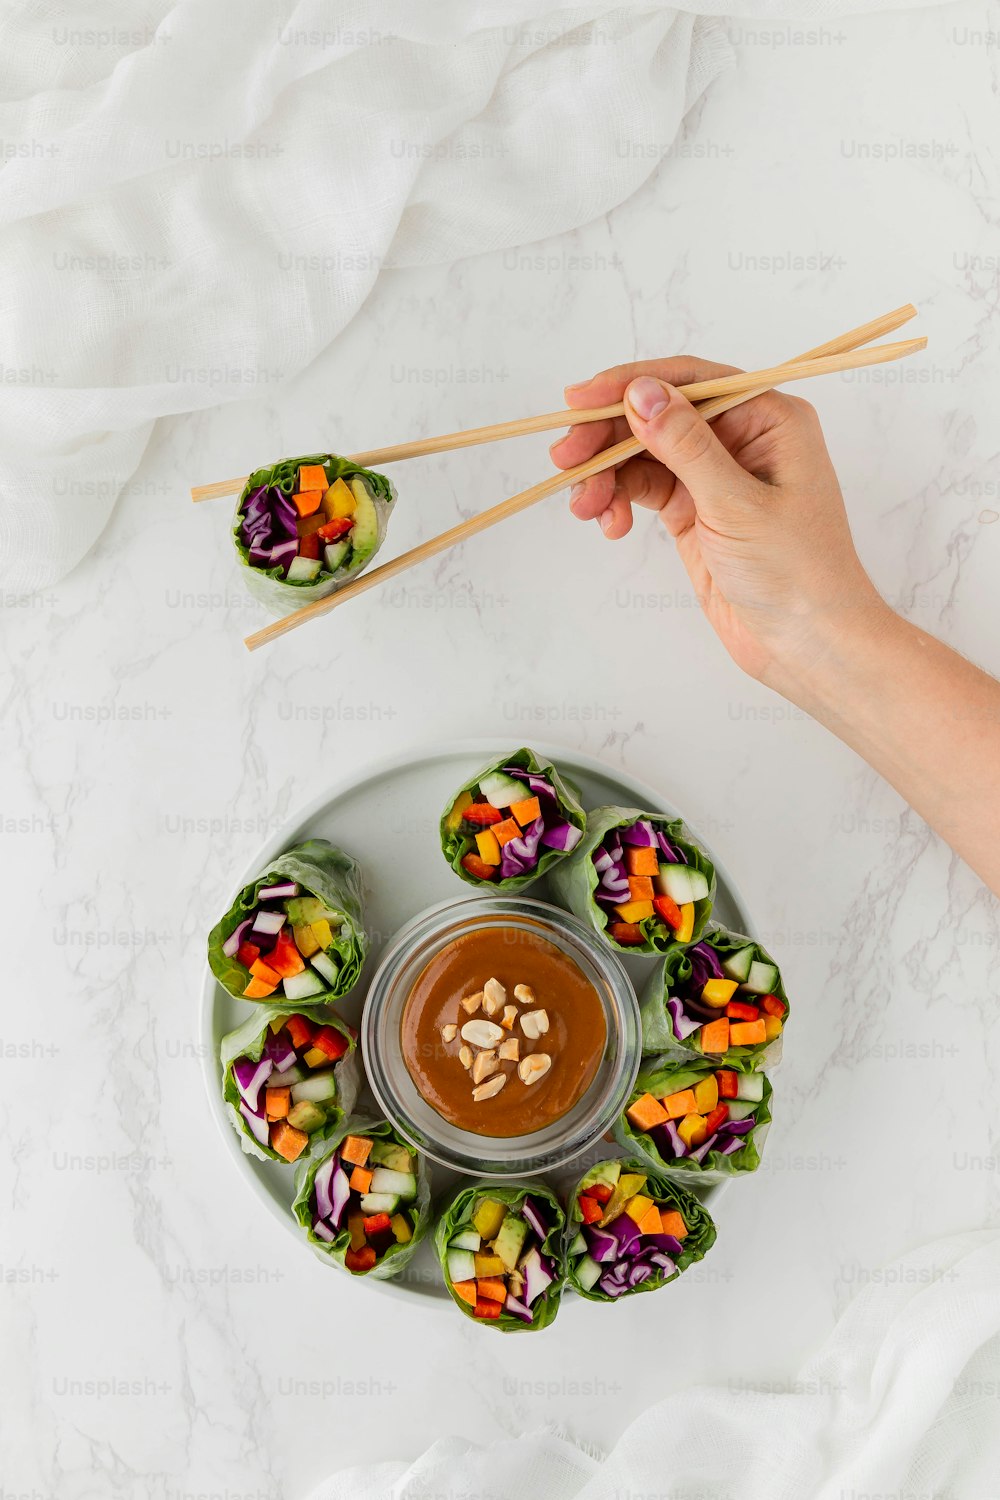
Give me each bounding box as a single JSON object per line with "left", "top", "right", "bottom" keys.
{"left": 243, "top": 324, "right": 925, "bottom": 651}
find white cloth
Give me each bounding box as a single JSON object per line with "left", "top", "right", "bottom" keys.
{"left": 306, "top": 1229, "right": 1000, "bottom": 1500}
{"left": 0, "top": 0, "right": 930, "bottom": 594}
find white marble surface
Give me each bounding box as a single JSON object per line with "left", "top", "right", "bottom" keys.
{"left": 4, "top": 4, "right": 1000, "bottom": 1495}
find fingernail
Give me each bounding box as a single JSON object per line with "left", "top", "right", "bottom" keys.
{"left": 570, "top": 483, "right": 586, "bottom": 515}
{"left": 599, "top": 508, "right": 614, "bottom": 535}
{"left": 564, "top": 380, "right": 590, "bottom": 396}
{"left": 627, "top": 376, "right": 669, "bottom": 421}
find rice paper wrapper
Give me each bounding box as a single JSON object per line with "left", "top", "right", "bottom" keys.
{"left": 219, "top": 1004, "right": 359, "bottom": 1163}
{"left": 547, "top": 805, "right": 716, "bottom": 955}
{"left": 434, "top": 1179, "right": 566, "bottom": 1332}
{"left": 566, "top": 1157, "right": 716, "bottom": 1302}
{"left": 640, "top": 924, "right": 788, "bottom": 1067}
{"left": 233, "top": 453, "right": 396, "bottom": 617}
{"left": 615, "top": 1061, "right": 772, "bottom": 1184}
{"left": 207, "top": 838, "right": 367, "bottom": 1007}
{"left": 440, "top": 747, "right": 586, "bottom": 892}
{"left": 292, "top": 1116, "right": 431, "bottom": 1280}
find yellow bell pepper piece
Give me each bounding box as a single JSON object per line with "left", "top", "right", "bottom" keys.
{"left": 674, "top": 902, "right": 695, "bottom": 943}
{"left": 701, "top": 977, "right": 738, "bottom": 1008}
{"left": 310, "top": 918, "right": 333, "bottom": 951}
{"left": 475, "top": 828, "right": 502, "bottom": 865}
{"left": 474, "top": 1252, "right": 506, "bottom": 1279}
{"left": 322, "top": 477, "right": 357, "bottom": 519}
{"left": 302, "top": 1046, "right": 328, "bottom": 1069}
{"left": 390, "top": 1213, "right": 412, "bottom": 1244}
{"left": 293, "top": 922, "right": 320, "bottom": 958}
{"left": 693, "top": 1075, "right": 719, "bottom": 1113}
{"left": 677, "top": 1112, "right": 708, "bottom": 1149}
{"left": 614, "top": 899, "right": 655, "bottom": 924}
{"left": 624, "top": 1194, "right": 654, "bottom": 1225}
{"left": 762, "top": 1014, "right": 783, "bottom": 1042}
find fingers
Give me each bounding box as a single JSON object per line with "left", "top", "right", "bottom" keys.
{"left": 550, "top": 415, "right": 628, "bottom": 470}
{"left": 563, "top": 355, "right": 741, "bottom": 410}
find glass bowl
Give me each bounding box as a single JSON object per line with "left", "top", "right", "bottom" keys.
{"left": 361, "top": 895, "right": 641, "bottom": 1177}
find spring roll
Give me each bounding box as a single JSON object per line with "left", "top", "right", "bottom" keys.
{"left": 234, "top": 454, "right": 395, "bottom": 615}
{"left": 548, "top": 806, "right": 715, "bottom": 954}
{"left": 220, "top": 1006, "right": 359, "bottom": 1163}
{"left": 207, "top": 839, "right": 366, "bottom": 1007}
{"left": 639, "top": 925, "right": 788, "bottom": 1064}
{"left": 435, "top": 1180, "right": 565, "bottom": 1331}
{"left": 440, "top": 748, "right": 585, "bottom": 890}
{"left": 292, "top": 1117, "right": 431, "bottom": 1279}
{"left": 566, "top": 1157, "right": 715, "bottom": 1302}
{"left": 619, "top": 1061, "right": 772, "bottom": 1182}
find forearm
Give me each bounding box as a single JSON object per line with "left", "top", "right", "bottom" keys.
{"left": 779, "top": 605, "right": 1000, "bottom": 896}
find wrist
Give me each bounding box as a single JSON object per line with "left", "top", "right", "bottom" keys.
{"left": 763, "top": 592, "right": 908, "bottom": 725}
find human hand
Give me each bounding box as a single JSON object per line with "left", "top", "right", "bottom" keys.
{"left": 550, "top": 357, "right": 891, "bottom": 694}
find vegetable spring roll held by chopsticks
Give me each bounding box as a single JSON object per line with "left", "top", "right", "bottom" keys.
{"left": 548, "top": 807, "right": 715, "bottom": 953}
{"left": 220, "top": 1006, "right": 359, "bottom": 1163}
{"left": 619, "top": 1061, "right": 772, "bottom": 1182}
{"left": 566, "top": 1158, "right": 715, "bottom": 1302}
{"left": 435, "top": 1181, "right": 565, "bottom": 1330}
{"left": 207, "top": 839, "right": 367, "bottom": 1007}
{"left": 234, "top": 454, "right": 396, "bottom": 615}
{"left": 292, "top": 1117, "right": 431, "bottom": 1278}
{"left": 440, "top": 749, "right": 585, "bottom": 890}
{"left": 639, "top": 926, "right": 788, "bottom": 1064}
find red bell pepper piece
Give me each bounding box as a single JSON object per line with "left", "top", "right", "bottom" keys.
{"left": 237, "top": 941, "right": 261, "bottom": 968}
{"left": 473, "top": 1298, "right": 503, "bottom": 1319}
{"left": 312, "top": 1024, "right": 349, "bottom": 1061}
{"left": 760, "top": 993, "right": 786, "bottom": 1017}
{"left": 705, "top": 1103, "right": 730, "bottom": 1134}
{"left": 298, "top": 532, "right": 321, "bottom": 560}
{"left": 317, "top": 517, "right": 354, "bottom": 542}
{"left": 726, "top": 1000, "right": 760, "bottom": 1021}
{"left": 607, "top": 921, "right": 644, "bottom": 946}
{"left": 578, "top": 1194, "right": 603, "bottom": 1224}
{"left": 461, "top": 852, "right": 497, "bottom": 881}
{"left": 362, "top": 1212, "right": 392, "bottom": 1236}
{"left": 284, "top": 1013, "right": 314, "bottom": 1050}
{"left": 344, "top": 1245, "right": 377, "bottom": 1274}
{"left": 652, "top": 894, "right": 683, "bottom": 929}
{"left": 461, "top": 801, "right": 503, "bottom": 826}
{"left": 587, "top": 1181, "right": 614, "bottom": 1204}
{"left": 715, "top": 1069, "right": 739, "bottom": 1099}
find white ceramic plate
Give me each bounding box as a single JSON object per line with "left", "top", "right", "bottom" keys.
{"left": 200, "top": 739, "right": 756, "bottom": 1304}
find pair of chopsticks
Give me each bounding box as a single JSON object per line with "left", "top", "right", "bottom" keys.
{"left": 191, "top": 304, "right": 923, "bottom": 650}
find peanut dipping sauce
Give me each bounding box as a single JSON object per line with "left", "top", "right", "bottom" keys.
{"left": 400, "top": 924, "right": 607, "bottom": 1137}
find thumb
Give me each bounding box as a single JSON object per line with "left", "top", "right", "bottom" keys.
{"left": 624, "top": 376, "right": 753, "bottom": 528}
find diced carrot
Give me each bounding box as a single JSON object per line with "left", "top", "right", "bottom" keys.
{"left": 588, "top": 1181, "right": 614, "bottom": 1204}
{"left": 298, "top": 532, "right": 321, "bottom": 560}
{"left": 760, "top": 993, "right": 786, "bottom": 1018}
{"left": 298, "top": 465, "right": 328, "bottom": 492}
{"left": 473, "top": 1299, "right": 503, "bottom": 1319}
{"left": 607, "top": 922, "right": 644, "bottom": 946}
{"left": 625, "top": 846, "right": 660, "bottom": 877}
{"left": 349, "top": 1166, "right": 373, "bottom": 1194}
{"left": 462, "top": 801, "right": 502, "bottom": 826}
{"left": 476, "top": 1277, "right": 507, "bottom": 1304}
{"left": 461, "top": 852, "right": 497, "bottom": 881}
{"left": 715, "top": 1068, "right": 739, "bottom": 1098}
{"left": 700, "top": 1018, "right": 731, "bottom": 1054}
{"left": 249, "top": 958, "right": 280, "bottom": 985}
{"left": 578, "top": 1194, "right": 603, "bottom": 1224}
{"left": 659, "top": 1209, "right": 688, "bottom": 1240}
{"left": 270, "top": 1121, "right": 309, "bottom": 1162}
{"left": 243, "top": 976, "right": 278, "bottom": 999}
{"left": 452, "top": 1279, "right": 477, "bottom": 1307}
{"left": 730, "top": 1019, "right": 766, "bottom": 1046}
{"left": 626, "top": 1092, "right": 669, "bottom": 1131}
{"left": 705, "top": 1103, "right": 730, "bottom": 1134}
{"left": 637, "top": 1202, "right": 663, "bottom": 1236}
{"left": 492, "top": 817, "right": 521, "bottom": 847}
{"left": 313, "top": 1025, "right": 349, "bottom": 1061}
{"left": 627, "top": 875, "right": 655, "bottom": 902}
{"left": 345, "top": 1246, "right": 377, "bottom": 1274}
{"left": 662, "top": 1088, "right": 697, "bottom": 1120}
{"left": 236, "top": 940, "right": 261, "bottom": 968}
{"left": 726, "top": 1000, "right": 760, "bottom": 1021}
{"left": 285, "top": 1014, "right": 315, "bottom": 1050}
{"left": 317, "top": 517, "right": 353, "bottom": 542}
{"left": 509, "top": 796, "right": 541, "bottom": 828}
{"left": 363, "top": 1212, "right": 392, "bottom": 1236}
{"left": 265, "top": 1086, "right": 290, "bottom": 1121}
{"left": 293, "top": 489, "right": 324, "bottom": 518}
{"left": 340, "top": 1134, "right": 373, "bottom": 1167}
{"left": 652, "top": 894, "right": 682, "bottom": 929}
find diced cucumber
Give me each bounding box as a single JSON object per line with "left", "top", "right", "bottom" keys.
{"left": 274, "top": 1062, "right": 305, "bottom": 1084}
{"left": 360, "top": 1192, "right": 399, "bottom": 1215}
{"left": 735, "top": 1072, "right": 765, "bottom": 1103}
{"left": 726, "top": 1099, "right": 758, "bottom": 1121}
{"left": 287, "top": 555, "right": 322, "bottom": 583}
{"left": 369, "top": 1141, "right": 414, "bottom": 1173}
{"left": 742, "top": 960, "right": 779, "bottom": 996}
{"left": 290, "top": 1070, "right": 337, "bottom": 1104}
{"left": 721, "top": 945, "right": 755, "bottom": 983}
{"left": 282, "top": 968, "right": 326, "bottom": 1001}
{"left": 655, "top": 864, "right": 710, "bottom": 904}
{"left": 567, "top": 1230, "right": 587, "bottom": 1257}
{"left": 449, "top": 1230, "right": 482, "bottom": 1253}
{"left": 447, "top": 1248, "right": 476, "bottom": 1284}
{"left": 494, "top": 1214, "right": 529, "bottom": 1271}
{"left": 323, "top": 540, "right": 350, "bottom": 573}
{"left": 310, "top": 951, "right": 340, "bottom": 986}
{"left": 479, "top": 770, "right": 527, "bottom": 809}
{"left": 575, "top": 1255, "right": 602, "bottom": 1292}
{"left": 369, "top": 1168, "right": 417, "bottom": 1201}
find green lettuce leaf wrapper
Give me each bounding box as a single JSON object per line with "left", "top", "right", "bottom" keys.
{"left": 615, "top": 1061, "right": 772, "bottom": 1184}
{"left": 434, "top": 1179, "right": 566, "bottom": 1332}
{"left": 219, "top": 1005, "right": 359, "bottom": 1164}
{"left": 233, "top": 453, "right": 396, "bottom": 616}
{"left": 440, "top": 747, "right": 586, "bottom": 892}
{"left": 207, "top": 838, "right": 367, "bottom": 1008}
{"left": 292, "top": 1115, "right": 431, "bottom": 1280}
{"left": 566, "top": 1157, "right": 716, "bottom": 1303}
{"left": 547, "top": 805, "right": 716, "bottom": 955}
{"left": 639, "top": 925, "right": 788, "bottom": 1067}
